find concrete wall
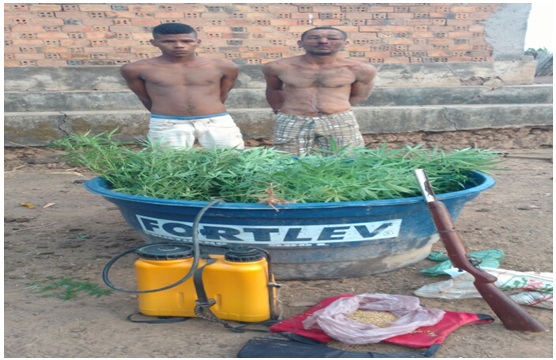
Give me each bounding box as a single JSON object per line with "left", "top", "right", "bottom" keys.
{"left": 4, "top": 63, "right": 552, "bottom": 146}
{"left": 485, "top": 3, "right": 531, "bottom": 61}
{"left": 3, "top": 61, "right": 538, "bottom": 92}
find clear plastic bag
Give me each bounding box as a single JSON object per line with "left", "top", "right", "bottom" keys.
{"left": 414, "top": 270, "right": 479, "bottom": 299}
{"left": 301, "top": 294, "right": 445, "bottom": 344}
{"left": 510, "top": 291, "right": 553, "bottom": 309}
{"left": 414, "top": 268, "right": 553, "bottom": 309}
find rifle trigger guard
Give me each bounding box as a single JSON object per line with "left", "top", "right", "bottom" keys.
{"left": 467, "top": 255, "right": 482, "bottom": 267}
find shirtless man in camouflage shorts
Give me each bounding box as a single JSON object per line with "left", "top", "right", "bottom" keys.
{"left": 263, "top": 27, "right": 377, "bottom": 156}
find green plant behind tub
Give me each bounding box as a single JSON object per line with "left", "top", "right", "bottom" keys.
{"left": 54, "top": 132, "right": 504, "bottom": 204}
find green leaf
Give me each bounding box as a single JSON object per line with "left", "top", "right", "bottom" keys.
{"left": 27, "top": 277, "right": 112, "bottom": 301}
{"left": 55, "top": 133, "right": 504, "bottom": 204}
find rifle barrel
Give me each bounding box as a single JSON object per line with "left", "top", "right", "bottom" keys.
{"left": 414, "top": 169, "right": 436, "bottom": 203}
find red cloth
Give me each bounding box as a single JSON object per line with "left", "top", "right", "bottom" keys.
{"left": 270, "top": 294, "right": 494, "bottom": 347}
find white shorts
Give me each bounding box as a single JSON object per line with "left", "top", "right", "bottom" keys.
{"left": 148, "top": 112, "right": 245, "bottom": 150}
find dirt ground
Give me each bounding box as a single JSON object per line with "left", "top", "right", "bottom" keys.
{"left": 3, "top": 146, "right": 553, "bottom": 358}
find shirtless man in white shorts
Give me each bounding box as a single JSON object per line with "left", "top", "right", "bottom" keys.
{"left": 120, "top": 23, "right": 244, "bottom": 149}
{"left": 263, "top": 27, "right": 377, "bottom": 156}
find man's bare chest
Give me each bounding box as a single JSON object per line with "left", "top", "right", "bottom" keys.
{"left": 142, "top": 67, "right": 222, "bottom": 87}
{"left": 280, "top": 67, "right": 356, "bottom": 89}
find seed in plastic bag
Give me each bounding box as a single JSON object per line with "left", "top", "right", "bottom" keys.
{"left": 348, "top": 310, "right": 399, "bottom": 327}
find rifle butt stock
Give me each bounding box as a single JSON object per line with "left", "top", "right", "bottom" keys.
{"left": 474, "top": 281, "right": 546, "bottom": 332}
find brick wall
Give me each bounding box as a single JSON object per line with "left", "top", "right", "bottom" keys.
{"left": 4, "top": 3, "right": 500, "bottom": 67}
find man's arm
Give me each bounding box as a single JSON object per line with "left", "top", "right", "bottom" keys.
{"left": 120, "top": 64, "right": 152, "bottom": 111}
{"left": 349, "top": 64, "right": 377, "bottom": 106}
{"left": 219, "top": 62, "right": 239, "bottom": 103}
{"left": 262, "top": 63, "right": 284, "bottom": 113}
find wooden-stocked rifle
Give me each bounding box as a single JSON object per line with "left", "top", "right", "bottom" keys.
{"left": 414, "top": 169, "right": 546, "bottom": 332}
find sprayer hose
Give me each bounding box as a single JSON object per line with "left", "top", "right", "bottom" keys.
{"left": 101, "top": 199, "right": 223, "bottom": 293}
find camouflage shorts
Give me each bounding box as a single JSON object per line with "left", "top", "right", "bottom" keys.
{"left": 273, "top": 110, "right": 364, "bottom": 156}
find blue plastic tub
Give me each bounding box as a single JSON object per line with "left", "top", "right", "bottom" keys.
{"left": 84, "top": 171, "right": 495, "bottom": 280}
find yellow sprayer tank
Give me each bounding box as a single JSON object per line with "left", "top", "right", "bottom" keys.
{"left": 135, "top": 245, "right": 272, "bottom": 322}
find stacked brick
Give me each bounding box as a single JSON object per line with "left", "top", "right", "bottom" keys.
{"left": 4, "top": 3, "right": 498, "bottom": 67}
